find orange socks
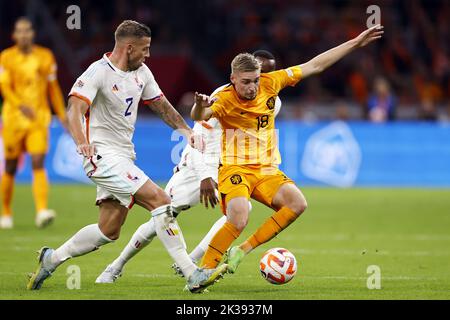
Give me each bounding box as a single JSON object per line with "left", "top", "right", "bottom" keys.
{"left": 32, "top": 169, "right": 49, "bottom": 213}
{"left": 201, "top": 221, "right": 241, "bottom": 268}
{"left": 243, "top": 207, "right": 298, "bottom": 253}
{"left": 1, "top": 173, "right": 14, "bottom": 216}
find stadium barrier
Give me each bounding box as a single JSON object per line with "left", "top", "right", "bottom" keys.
{"left": 3, "top": 119, "right": 449, "bottom": 187}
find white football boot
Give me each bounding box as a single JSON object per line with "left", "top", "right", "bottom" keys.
{"left": 95, "top": 264, "right": 122, "bottom": 283}
{"left": 35, "top": 209, "right": 56, "bottom": 229}
{"left": 0, "top": 216, "right": 13, "bottom": 229}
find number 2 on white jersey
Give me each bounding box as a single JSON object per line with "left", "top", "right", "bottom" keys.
{"left": 125, "top": 97, "right": 133, "bottom": 116}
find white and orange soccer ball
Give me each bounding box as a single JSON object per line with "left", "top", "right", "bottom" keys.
{"left": 259, "top": 248, "right": 297, "bottom": 285}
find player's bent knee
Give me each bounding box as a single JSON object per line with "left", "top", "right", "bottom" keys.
{"left": 98, "top": 224, "right": 121, "bottom": 241}
{"left": 291, "top": 198, "right": 308, "bottom": 216}
{"left": 148, "top": 189, "right": 171, "bottom": 208}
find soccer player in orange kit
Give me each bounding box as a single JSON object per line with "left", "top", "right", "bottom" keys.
{"left": 0, "top": 17, "right": 67, "bottom": 229}
{"left": 191, "top": 25, "right": 384, "bottom": 278}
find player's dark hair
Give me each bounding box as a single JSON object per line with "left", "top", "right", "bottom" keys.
{"left": 252, "top": 49, "right": 275, "bottom": 61}
{"left": 115, "top": 20, "right": 151, "bottom": 41}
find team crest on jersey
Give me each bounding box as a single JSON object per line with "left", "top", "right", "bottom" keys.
{"left": 230, "top": 174, "right": 242, "bottom": 185}
{"left": 266, "top": 96, "right": 276, "bottom": 110}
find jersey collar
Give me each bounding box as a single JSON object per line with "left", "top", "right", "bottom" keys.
{"left": 103, "top": 52, "right": 128, "bottom": 77}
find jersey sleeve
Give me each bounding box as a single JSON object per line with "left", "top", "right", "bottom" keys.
{"left": 269, "top": 65, "right": 303, "bottom": 92}
{"left": 210, "top": 99, "right": 227, "bottom": 118}
{"left": 209, "top": 88, "right": 229, "bottom": 119}
{"left": 45, "top": 51, "right": 58, "bottom": 82}
{"left": 0, "top": 51, "right": 22, "bottom": 107}
{"left": 68, "top": 63, "right": 103, "bottom": 106}
{"left": 141, "top": 65, "right": 163, "bottom": 103}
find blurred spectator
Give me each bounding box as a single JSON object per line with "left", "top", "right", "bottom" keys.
{"left": 335, "top": 102, "right": 351, "bottom": 122}
{"left": 418, "top": 97, "right": 438, "bottom": 121}
{"left": 367, "top": 77, "right": 397, "bottom": 122}
{"left": 1, "top": 0, "right": 448, "bottom": 120}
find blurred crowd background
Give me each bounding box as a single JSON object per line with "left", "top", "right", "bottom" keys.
{"left": 1, "top": 0, "right": 449, "bottom": 122}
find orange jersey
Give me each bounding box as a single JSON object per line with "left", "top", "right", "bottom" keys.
{"left": 210, "top": 65, "right": 302, "bottom": 166}
{"left": 0, "top": 45, "right": 58, "bottom": 128}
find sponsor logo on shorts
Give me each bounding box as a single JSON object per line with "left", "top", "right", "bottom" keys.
{"left": 127, "top": 172, "right": 139, "bottom": 181}
{"left": 230, "top": 174, "right": 242, "bottom": 185}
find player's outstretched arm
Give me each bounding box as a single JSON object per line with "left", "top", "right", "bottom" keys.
{"left": 48, "top": 79, "right": 68, "bottom": 129}
{"left": 147, "top": 96, "right": 205, "bottom": 151}
{"left": 299, "top": 24, "right": 384, "bottom": 79}
{"left": 67, "top": 96, "right": 96, "bottom": 158}
{"left": 191, "top": 92, "right": 216, "bottom": 121}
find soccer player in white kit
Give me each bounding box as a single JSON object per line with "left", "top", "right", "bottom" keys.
{"left": 26, "top": 20, "right": 228, "bottom": 293}
{"left": 95, "top": 50, "right": 282, "bottom": 283}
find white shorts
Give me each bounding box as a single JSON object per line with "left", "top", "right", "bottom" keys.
{"left": 165, "top": 165, "right": 218, "bottom": 212}
{"left": 83, "top": 154, "right": 149, "bottom": 208}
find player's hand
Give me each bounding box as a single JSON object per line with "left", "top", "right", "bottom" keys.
{"left": 19, "top": 105, "right": 36, "bottom": 120}
{"left": 200, "top": 177, "right": 219, "bottom": 209}
{"left": 76, "top": 143, "right": 97, "bottom": 158}
{"left": 188, "top": 131, "right": 206, "bottom": 153}
{"left": 354, "top": 24, "right": 384, "bottom": 48}
{"left": 195, "top": 92, "right": 217, "bottom": 108}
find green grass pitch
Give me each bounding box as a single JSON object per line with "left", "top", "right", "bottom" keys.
{"left": 0, "top": 185, "right": 449, "bottom": 300}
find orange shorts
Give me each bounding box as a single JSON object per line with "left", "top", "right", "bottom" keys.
{"left": 218, "top": 164, "right": 294, "bottom": 214}
{"left": 2, "top": 125, "right": 49, "bottom": 159}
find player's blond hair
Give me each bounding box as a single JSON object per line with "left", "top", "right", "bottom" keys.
{"left": 231, "top": 53, "right": 261, "bottom": 74}
{"left": 115, "top": 20, "right": 151, "bottom": 41}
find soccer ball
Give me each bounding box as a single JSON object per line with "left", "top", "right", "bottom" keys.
{"left": 259, "top": 248, "right": 297, "bottom": 285}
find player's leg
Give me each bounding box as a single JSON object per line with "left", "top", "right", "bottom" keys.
{"left": 30, "top": 153, "right": 55, "bottom": 228}
{"left": 0, "top": 159, "right": 18, "bottom": 229}
{"left": 96, "top": 167, "right": 193, "bottom": 283}
{"left": 0, "top": 125, "right": 24, "bottom": 229}
{"left": 189, "top": 215, "right": 227, "bottom": 263}
{"left": 225, "top": 172, "right": 307, "bottom": 273}
{"left": 200, "top": 167, "right": 253, "bottom": 270}
{"left": 100, "top": 167, "right": 197, "bottom": 282}
{"left": 241, "top": 182, "right": 307, "bottom": 254}
{"left": 27, "top": 199, "right": 125, "bottom": 290}
{"left": 134, "top": 179, "right": 227, "bottom": 293}
{"left": 134, "top": 179, "right": 198, "bottom": 277}
{"left": 189, "top": 202, "right": 252, "bottom": 263}
{"left": 200, "top": 194, "right": 250, "bottom": 269}
{"left": 27, "top": 127, "right": 54, "bottom": 228}
{"left": 96, "top": 218, "right": 156, "bottom": 283}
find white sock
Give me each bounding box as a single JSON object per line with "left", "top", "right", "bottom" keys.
{"left": 152, "top": 205, "right": 196, "bottom": 278}
{"left": 189, "top": 215, "right": 227, "bottom": 263}
{"left": 51, "top": 224, "right": 113, "bottom": 267}
{"left": 111, "top": 219, "right": 156, "bottom": 270}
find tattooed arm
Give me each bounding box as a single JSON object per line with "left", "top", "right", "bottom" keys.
{"left": 146, "top": 96, "right": 190, "bottom": 131}
{"left": 146, "top": 96, "right": 204, "bottom": 151}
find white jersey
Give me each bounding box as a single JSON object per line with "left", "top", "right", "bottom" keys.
{"left": 69, "top": 53, "right": 163, "bottom": 159}
{"left": 175, "top": 84, "right": 282, "bottom": 182}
